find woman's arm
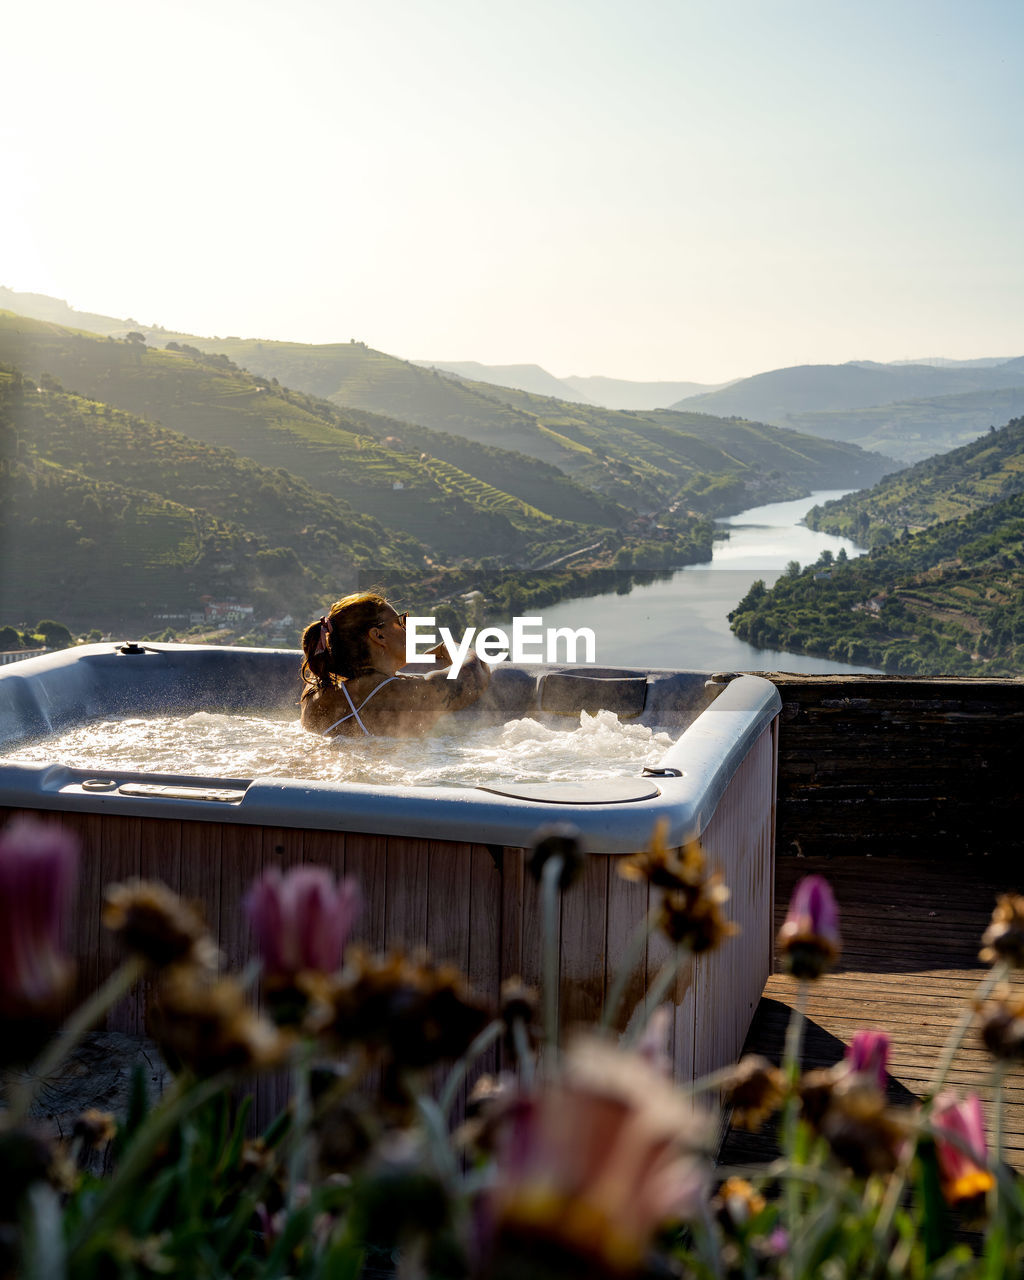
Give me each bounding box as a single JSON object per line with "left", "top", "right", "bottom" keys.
{"left": 422, "top": 650, "right": 490, "bottom": 714}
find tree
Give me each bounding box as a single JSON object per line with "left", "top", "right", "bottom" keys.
{"left": 0, "top": 625, "right": 21, "bottom": 651}
{"left": 36, "top": 619, "right": 74, "bottom": 649}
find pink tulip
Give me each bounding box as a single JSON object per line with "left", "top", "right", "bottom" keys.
{"left": 0, "top": 818, "right": 78, "bottom": 1015}
{"left": 778, "top": 875, "right": 841, "bottom": 979}
{"left": 244, "top": 866, "right": 360, "bottom": 978}
{"left": 845, "top": 1029, "right": 890, "bottom": 1090}
{"left": 932, "top": 1091, "right": 994, "bottom": 1203}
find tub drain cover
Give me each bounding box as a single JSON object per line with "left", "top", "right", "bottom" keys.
{"left": 474, "top": 779, "right": 660, "bottom": 805}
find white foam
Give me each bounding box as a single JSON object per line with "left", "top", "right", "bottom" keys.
{"left": 6, "top": 709, "right": 675, "bottom": 788}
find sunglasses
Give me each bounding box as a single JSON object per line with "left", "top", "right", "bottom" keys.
{"left": 377, "top": 611, "right": 408, "bottom": 629}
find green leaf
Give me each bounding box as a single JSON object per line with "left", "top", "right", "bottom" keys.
{"left": 914, "top": 1140, "right": 953, "bottom": 1263}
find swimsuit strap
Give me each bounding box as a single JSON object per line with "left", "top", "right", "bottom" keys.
{"left": 322, "top": 675, "right": 399, "bottom": 738}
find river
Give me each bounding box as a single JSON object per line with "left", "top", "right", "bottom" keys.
{"left": 536, "top": 490, "right": 881, "bottom": 673}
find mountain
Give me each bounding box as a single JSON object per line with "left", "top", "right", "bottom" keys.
{"left": 413, "top": 364, "right": 731, "bottom": 410}
{"left": 0, "top": 315, "right": 620, "bottom": 567}
{"left": 413, "top": 361, "right": 589, "bottom": 402}
{"left": 144, "top": 333, "right": 582, "bottom": 471}
{"left": 672, "top": 358, "right": 1024, "bottom": 420}
{"left": 0, "top": 293, "right": 895, "bottom": 521}
{"left": 34, "top": 317, "right": 893, "bottom": 515}
{"left": 0, "top": 286, "right": 139, "bottom": 337}
{"left": 0, "top": 368, "right": 373, "bottom": 630}
{"left": 887, "top": 356, "right": 1016, "bottom": 369}
{"left": 805, "top": 415, "right": 1024, "bottom": 546}
{"left": 782, "top": 385, "right": 1024, "bottom": 464}
{"left": 561, "top": 375, "right": 731, "bottom": 410}
{"left": 444, "top": 378, "right": 897, "bottom": 510}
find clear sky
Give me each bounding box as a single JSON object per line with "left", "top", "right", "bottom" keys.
{"left": 4, "top": 0, "right": 1022, "bottom": 383}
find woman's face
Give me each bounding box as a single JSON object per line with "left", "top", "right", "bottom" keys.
{"left": 370, "top": 607, "right": 408, "bottom": 665}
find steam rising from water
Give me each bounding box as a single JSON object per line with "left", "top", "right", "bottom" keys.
{"left": 9, "top": 709, "right": 675, "bottom": 788}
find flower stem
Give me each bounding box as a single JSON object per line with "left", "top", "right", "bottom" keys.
{"left": 10, "top": 955, "right": 148, "bottom": 1124}
{"left": 781, "top": 981, "right": 808, "bottom": 1264}
{"left": 782, "top": 980, "right": 808, "bottom": 1093}
{"left": 991, "top": 1061, "right": 1006, "bottom": 1222}
{"left": 927, "top": 961, "right": 1006, "bottom": 1099}
{"left": 438, "top": 1019, "right": 503, "bottom": 1119}
{"left": 682, "top": 1063, "right": 745, "bottom": 1100}
{"left": 513, "top": 1016, "right": 535, "bottom": 1089}
{"left": 624, "top": 944, "right": 689, "bottom": 1046}
{"left": 541, "top": 855, "right": 563, "bottom": 1061}
{"left": 599, "top": 908, "right": 656, "bottom": 1032}
{"left": 286, "top": 1041, "right": 313, "bottom": 1210}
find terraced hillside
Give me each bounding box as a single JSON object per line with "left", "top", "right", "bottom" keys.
{"left": 464, "top": 382, "right": 896, "bottom": 511}
{"left": 0, "top": 303, "right": 896, "bottom": 517}
{"left": 160, "top": 335, "right": 577, "bottom": 468}
{"left": 0, "top": 371, "right": 335, "bottom": 629}
{"left": 4, "top": 371, "right": 423, "bottom": 582}
{"left": 123, "top": 324, "right": 894, "bottom": 510}
{"left": 0, "top": 315, "right": 618, "bottom": 563}
{"left": 806, "top": 416, "right": 1024, "bottom": 547}
{"left": 729, "top": 490, "right": 1024, "bottom": 675}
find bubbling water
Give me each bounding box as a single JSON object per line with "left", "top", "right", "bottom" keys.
{"left": 8, "top": 709, "right": 676, "bottom": 788}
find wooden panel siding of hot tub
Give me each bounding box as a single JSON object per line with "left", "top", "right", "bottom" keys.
{"left": 0, "top": 721, "right": 776, "bottom": 1115}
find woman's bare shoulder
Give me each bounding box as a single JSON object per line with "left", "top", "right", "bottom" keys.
{"left": 300, "top": 684, "right": 348, "bottom": 734}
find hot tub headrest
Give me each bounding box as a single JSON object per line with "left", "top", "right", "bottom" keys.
{"left": 540, "top": 672, "right": 648, "bottom": 719}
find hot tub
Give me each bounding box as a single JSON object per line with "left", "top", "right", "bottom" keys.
{"left": 0, "top": 643, "right": 780, "bottom": 1087}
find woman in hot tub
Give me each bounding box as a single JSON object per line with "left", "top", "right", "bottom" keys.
{"left": 299, "top": 592, "right": 490, "bottom": 738}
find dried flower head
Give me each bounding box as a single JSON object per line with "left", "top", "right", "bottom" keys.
{"left": 467, "top": 1072, "right": 507, "bottom": 1121}
{"left": 499, "top": 976, "right": 540, "bottom": 1061}
{"left": 483, "top": 1036, "right": 711, "bottom": 1276}
{"left": 619, "top": 819, "right": 688, "bottom": 890}
{"left": 72, "top": 1109, "right": 117, "bottom": 1150}
{"left": 978, "top": 992, "right": 1024, "bottom": 1061}
{"left": 328, "top": 949, "right": 492, "bottom": 1069}
{"left": 980, "top": 894, "right": 1024, "bottom": 968}
{"left": 778, "top": 875, "right": 841, "bottom": 980}
{"left": 797, "top": 1066, "right": 840, "bottom": 1130}
{"left": 103, "top": 879, "right": 216, "bottom": 970}
{"left": 713, "top": 1177, "right": 767, "bottom": 1231}
{"left": 723, "top": 1055, "right": 786, "bottom": 1132}
{"left": 932, "top": 1091, "right": 995, "bottom": 1204}
{"left": 799, "top": 1066, "right": 909, "bottom": 1178}
{"left": 148, "top": 966, "right": 288, "bottom": 1076}
{"left": 356, "top": 1131, "right": 451, "bottom": 1248}
{"left": 455, "top": 1074, "right": 510, "bottom": 1157}
{"left": 623, "top": 829, "right": 737, "bottom": 954}
{"left": 528, "top": 824, "right": 586, "bottom": 891}
{"left": 0, "top": 819, "right": 78, "bottom": 1052}
{"left": 817, "top": 1076, "right": 911, "bottom": 1178}
{"left": 313, "top": 1096, "right": 376, "bottom": 1177}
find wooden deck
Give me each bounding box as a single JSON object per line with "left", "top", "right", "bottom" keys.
{"left": 719, "top": 854, "right": 1024, "bottom": 1172}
